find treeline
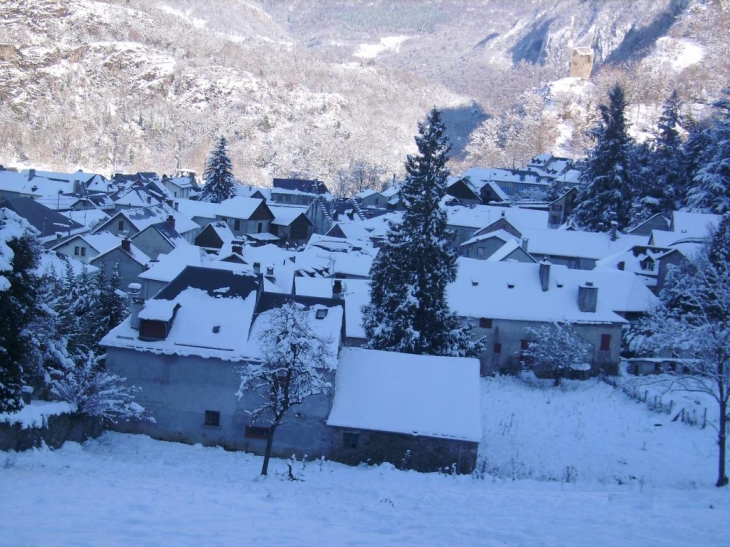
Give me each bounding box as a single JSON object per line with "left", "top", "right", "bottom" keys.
{"left": 570, "top": 84, "right": 730, "bottom": 232}
{"left": 0, "top": 210, "right": 144, "bottom": 419}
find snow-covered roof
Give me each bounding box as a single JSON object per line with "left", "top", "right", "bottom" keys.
{"left": 114, "top": 188, "right": 161, "bottom": 208}
{"left": 269, "top": 204, "right": 309, "bottom": 226}
{"left": 246, "top": 301, "right": 343, "bottom": 369}
{"left": 294, "top": 277, "right": 370, "bottom": 340}
{"left": 217, "top": 197, "right": 268, "bottom": 219}
{"left": 175, "top": 198, "right": 220, "bottom": 221}
{"left": 51, "top": 231, "right": 121, "bottom": 254}
{"left": 327, "top": 348, "right": 481, "bottom": 442}
{"left": 62, "top": 208, "right": 110, "bottom": 230}
{"left": 92, "top": 239, "right": 150, "bottom": 268}
{"left": 448, "top": 259, "right": 654, "bottom": 323}
{"left": 447, "top": 205, "right": 548, "bottom": 230}
{"left": 519, "top": 229, "right": 648, "bottom": 261}
{"left": 108, "top": 205, "right": 199, "bottom": 236}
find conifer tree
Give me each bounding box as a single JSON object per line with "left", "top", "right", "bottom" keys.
{"left": 572, "top": 84, "right": 635, "bottom": 231}
{"left": 653, "top": 90, "right": 685, "bottom": 213}
{"left": 687, "top": 89, "right": 730, "bottom": 213}
{"left": 200, "top": 136, "right": 236, "bottom": 203}
{"left": 362, "top": 109, "right": 479, "bottom": 357}
{"left": 0, "top": 210, "right": 42, "bottom": 411}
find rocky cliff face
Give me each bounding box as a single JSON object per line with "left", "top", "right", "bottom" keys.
{"left": 0, "top": 0, "right": 726, "bottom": 182}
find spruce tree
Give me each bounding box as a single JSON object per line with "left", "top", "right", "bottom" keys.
{"left": 687, "top": 89, "right": 730, "bottom": 213}
{"left": 653, "top": 90, "right": 685, "bottom": 213}
{"left": 362, "top": 109, "right": 479, "bottom": 357}
{"left": 0, "top": 210, "right": 42, "bottom": 411}
{"left": 200, "top": 136, "right": 236, "bottom": 203}
{"left": 572, "top": 84, "right": 635, "bottom": 231}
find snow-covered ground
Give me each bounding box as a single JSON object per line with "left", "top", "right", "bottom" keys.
{"left": 1, "top": 378, "right": 728, "bottom": 546}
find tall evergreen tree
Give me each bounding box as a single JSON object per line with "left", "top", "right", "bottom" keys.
{"left": 362, "top": 109, "right": 479, "bottom": 357}
{"left": 0, "top": 210, "right": 42, "bottom": 411}
{"left": 572, "top": 84, "right": 635, "bottom": 231}
{"left": 687, "top": 89, "right": 730, "bottom": 213}
{"left": 653, "top": 90, "right": 685, "bottom": 213}
{"left": 200, "top": 136, "right": 236, "bottom": 203}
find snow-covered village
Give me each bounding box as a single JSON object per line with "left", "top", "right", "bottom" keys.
{"left": 2, "top": 1, "right": 730, "bottom": 546}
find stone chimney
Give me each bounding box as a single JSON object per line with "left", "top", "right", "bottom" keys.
{"left": 521, "top": 238, "right": 529, "bottom": 252}
{"left": 128, "top": 283, "right": 144, "bottom": 330}
{"left": 578, "top": 282, "right": 598, "bottom": 313}
{"left": 231, "top": 240, "right": 244, "bottom": 255}
{"left": 332, "top": 279, "right": 343, "bottom": 299}
{"left": 539, "top": 260, "right": 550, "bottom": 292}
{"left": 167, "top": 214, "right": 175, "bottom": 231}
{"left": 28, "top": 168, "right": 35, "bottom": 181}
{"left": 610, "top": 221, "right": 618, "bottom": 242}
{"left": 253, "top": 262, "right": 261, "bottom": 275}
{"left": 121, "top": 238, "right": 131, "bottom": 253}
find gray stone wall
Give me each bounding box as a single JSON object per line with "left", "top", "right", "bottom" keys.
{"left": 329, "top": 427, "right": 478, "bottom": 474}
{"left": 106, "top": 347, "right": 335, "bottom": 458}
{"left": 468, "top": 318, "right": 623, "bottom": 376}
{"left": 0, "top": 413, "right": 103, "bottom": 451}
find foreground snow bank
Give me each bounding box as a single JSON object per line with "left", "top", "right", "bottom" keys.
{"left": 0, "top": 432, "right": 728, "bottom": 546}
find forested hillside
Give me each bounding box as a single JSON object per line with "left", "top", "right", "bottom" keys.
{"left": 1, "top": 0, "right": 728, "bottom": 188}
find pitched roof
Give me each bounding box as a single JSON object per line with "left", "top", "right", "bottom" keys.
{"left": 0, "top": 197, "right": 86, "bottom": 238}
{"left": 272, "top": 177, "right": 329, "bottom": 195}
{"left": 217, "top": 197, "right": 271, "bottom": 220}
{"left": 448, "top": 259, "right": 655, "bottom": 322}
{"left": 327, "top": 348, "right": 481, "bottom": 441}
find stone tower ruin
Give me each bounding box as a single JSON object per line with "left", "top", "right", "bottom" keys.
{"left": 570, "top": 47, "right": 594, "bottom": 80}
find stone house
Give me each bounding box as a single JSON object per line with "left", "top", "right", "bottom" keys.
{"left": 130, "top": 218, "right": 187, "bottom": 260}
{"left": 448, "top": 259, "right": 659, "bottom": 376}
{"left": 327, "top": 348, "right": 481, "bottom": 474}
{"left": 102, "top": 266, "right": 345, "bottom": 459}
{"left": 94, "top": 204, "right": 200, "bottom": 244}
{"left": 216, "top": 197, "right": 275, "bottom": 240}
{"left": 89, "top": 238, "right": 150, "bottom": 291}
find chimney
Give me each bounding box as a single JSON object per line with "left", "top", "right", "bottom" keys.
{"left": 332, "top": 279, "right": 343, "bottom": 299}
{"left": 128, "top": 283, "right": 144, "bottom": 330}
{"left": 167, "top": 214, "right": 175, "bottom": 231}
{"left": 147, "top": 196, "right": 152, "bottom": 204}
{"left": 539, "top": 260, "right": 550, "bottom": 292}
{"left": 173, "top": 201, "right": 179, "bottom": 211}
{"left": 28, "top": 168, "right": 35, "bottom": 181}
{"left": 121, "top": 238, "right": 131, "bottom": 253}
{"left": 253, "top": 262, "right": 261, "bottom": 275}
{"left": 578, "top": 282, "right": 598, "bottom": 313}
{"left": 501, "top": 210, "right": 506, "bottom": 218}
{"left": 521, "top": 238, "right": 529, "bottom": 252}
{"left": 232, "top": 240, "right": 244, "bottom": 255}
{"left": 610, "top": 221, "right": 618, "bottom": 242}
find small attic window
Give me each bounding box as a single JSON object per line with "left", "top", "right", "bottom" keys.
{"left": 316, "top": 309, "right": 328, "bottom": 320}
{"left": 212, "top": 325, "right": 221, "bottom": 334}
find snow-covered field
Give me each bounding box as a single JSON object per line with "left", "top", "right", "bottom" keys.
{"left": 1, "top": 377, "right": 728, "bottom": 547}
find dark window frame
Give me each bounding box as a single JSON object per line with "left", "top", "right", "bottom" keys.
{"left": 245, "top": 425, "right": 270, "bottom": 439}
{"left": 479, "top": 318, "right": 493, "bottom": 329}
{"left": 204, "top": 410, "right": 220, "bottom": 427}
{"left": 600, "top": 334, "right": 612, "bottom": 352}
{"left": 343, "top": 431, "right": 359, "bottom": 449}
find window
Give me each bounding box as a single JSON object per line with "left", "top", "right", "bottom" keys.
{"left": 343, "top": 431, "right": 359, "bottom": 449}
{"left": 316, "top": 309, "right": 328, "bottom": 320}
{"left": 74, "top": 246, "right": 80, "bottom": 256}
{"left": 234, "top": 219, "right": 241, "bottom": 231}
{"left": 600, "top": 334, "right": 612, "bottom": 352}
{"left": 479, "top": 318, "right": 493, "bottom": 329}
{"left": 477, "top": 247, "right": 484, "bottom": 257}
{"left": 493, "top": 343, "right": 502, "bottom": 354}
{"left": 257, "top": 222, "right": 263, "bottom": 233}
{"left": 245, "top": 425, "right": 270, "bottom": 439}
{"left": 374, "top": 198, "right": 379, "bottom": 206}
{"left": 118, "top": 220, "right": 124, "bottom": 231}
{"left": 204, "top": 410, "right": 220, "bottom": 427}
